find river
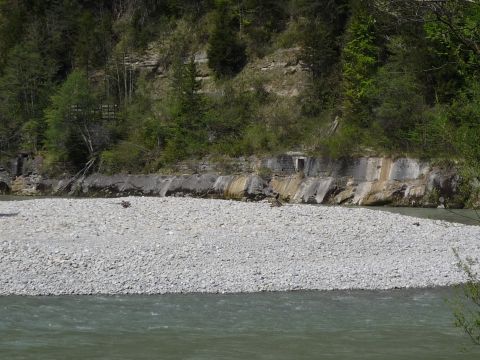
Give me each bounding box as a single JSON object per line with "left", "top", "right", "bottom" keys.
{"left": 0, "top": 288, "right": 479, "bottom": 359}
{"left": 372, "top": 206, "right": 480, "bottom": 226}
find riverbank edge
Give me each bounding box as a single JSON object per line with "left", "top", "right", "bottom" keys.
{"left": 0, "top": 284, "right": 467, "bottom": 298}
{"left": 0, "top": 155, "right": 466, "bottom": 207}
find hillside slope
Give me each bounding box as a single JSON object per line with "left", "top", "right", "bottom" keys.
{"left": 0, "top": 0, "right": 479, "bottom": 178}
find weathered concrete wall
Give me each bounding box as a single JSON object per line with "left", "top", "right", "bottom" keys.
{"left": 15, "top": 173, "right": 268, "bottom": 200}
{"left": 265, "top": 156, "right": 454, "bottom": 206}
{"left": 4, "top": 155, "right": 461, "bottom": 207}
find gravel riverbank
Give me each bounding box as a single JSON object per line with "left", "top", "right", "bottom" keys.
{"left": 0, "top": 197, "right": 479, "bottom": 295}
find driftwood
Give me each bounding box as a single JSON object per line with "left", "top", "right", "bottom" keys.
{"left": 57, "top": 157, "right": 96, "bottom": 193}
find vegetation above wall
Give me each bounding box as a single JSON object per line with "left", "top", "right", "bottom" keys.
{"left": 0, "top": 0, "right": 479, "bottom": 177}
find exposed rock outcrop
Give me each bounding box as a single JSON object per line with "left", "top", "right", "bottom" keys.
{"left": 20, "top": 173, "right": 269, "bottom": 200}
{"left": 5, "top": 155, "right": 464, "bottom": 207}
{"left": 264, "top": 156, "right": 457, "bottom": 207}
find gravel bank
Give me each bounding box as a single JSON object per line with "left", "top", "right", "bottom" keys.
{"left": 0, "top": 197, "right": 479, "bottom": 295}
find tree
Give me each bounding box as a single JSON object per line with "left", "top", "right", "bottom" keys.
{"left": 300, "top": 17, "right": 340, "bottom": 115}
{"left": 374, "top": 0, "right": 480, "bottom": 67}
{"left": 75, "top": 10, "right": 98, "bottom": 73}
{"left": 45, "top": 70, "right": 106, "bottom": 171}
{"left": 0, "top": 40, "right": 54, "bottom": 153}
{"left": 207, "top": 1, "right": 247, "bottom": 77}
{"left": 0, "top": 0, "right": 26, "bottom": 71}
{"left": 369, "top": 37, "right": 426, "bottom": 149}
{"left": 450, "top": 78, "right": 480, "bottom": 170}
{"left": 163, "top": 57, "right": 208, "bottom": 162}
{"left": 341, "top": 2, "right": 379, "bottom": 126}
{"left": 238, "top": 0, "right": 289, "bottom": 55}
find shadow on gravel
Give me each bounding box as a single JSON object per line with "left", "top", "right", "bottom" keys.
{"left": 0, "top": 212, "right": 19, "bottom": 217}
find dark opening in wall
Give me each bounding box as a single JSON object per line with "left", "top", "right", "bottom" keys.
{"left": 297, "top": 158, "right": 305, "bottom": 172}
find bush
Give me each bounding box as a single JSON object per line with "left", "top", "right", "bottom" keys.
{"left": 239, "top": 123, "right": 278, "bottom": 155}
{"left": 409, "top": 105, "right": 455, "bottom": 157}
{"left": 452, "top": 249, "right": 480, "bottom": 346}
{"left": 321, "top": 123, "right": 363, "bottom": 158}
{"left": 100, "top": 142, "right": 144, "bottom": 174}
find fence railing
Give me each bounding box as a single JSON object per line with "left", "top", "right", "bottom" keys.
{"left": 69, "top": 104, "right": 119, "bottom": 121}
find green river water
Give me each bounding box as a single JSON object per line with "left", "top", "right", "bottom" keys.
{"left": 1, "top": 288, "right": 479, "bottom": 359}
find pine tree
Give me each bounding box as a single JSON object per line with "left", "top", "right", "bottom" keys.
{"left": 207, "top": 1, "right": 246, "bottom": 77}
{"left": 163, "top": 57, "right": 207, "bottom": 162}
{"left": 341, "top": 2, "right": 379, "bottom": 126}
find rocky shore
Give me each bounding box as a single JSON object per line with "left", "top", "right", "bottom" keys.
{"left": 0, "top": 197, "right": 478, "bottom": 296}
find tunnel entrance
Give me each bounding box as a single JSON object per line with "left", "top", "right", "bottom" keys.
{"left": 296, "top": 158, "right": 305, "bottom": 172}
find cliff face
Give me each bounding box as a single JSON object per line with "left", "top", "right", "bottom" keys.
{"left": 264, "top": 156, "right": 456, "bottom": 206}
{"left": 3, "top": 155, "right": 460, "bottom": 208}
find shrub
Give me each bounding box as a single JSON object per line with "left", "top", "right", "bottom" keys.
{"left": 100, "top": 142, "right": 144, "bottom": 174}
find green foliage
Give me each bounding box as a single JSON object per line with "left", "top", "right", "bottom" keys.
{"left": 207, "top": 1, "right": 247, "bottom": 77}
{"left": 369, "top": 37, "right": 426, "bottom": 149}
{"left": 423, "top": 1, "right": 480, "bottom": 75}
{"left": 257, "top": 165, "right": 273, "bottom": 180}
{"left": 206, "top": 84, "right": 257, "bottom": 156}
{"left": 296, "top": 1, "right": 348, "bottom": 116}
{"left": 1, "top": 0, "right": 480, "bottom": 175}
{"left": 373, "top": 68, "right": 423, "bottom": 138}
{"left": 100, "top": 74, "right": 168, "bottom": 173}
{"left": 0, "top": 0, "right": 26, "bottom": 70}
{"left": 452, "top": 249, "right": 480, "bottom": 346}
{"left": 45, "top": 70, "right": 104, "bottom": 171}
{"left": 321, "top": 123, "right": 365, "bottom": 158}
{"left": 163, "top": 57, "right": 208, "bottom": 162}
{"left": 275, "top": 19, "right": 304, "bottom": 49}
{"left": 302, "top": 19, "right": 337, "bottom": 80}
{"left": 100, "top": 142, "right": 145, "bottom": 175}
{"left": 21, "top": 119, "right": 43, "bottom": 153}
{"left": 240, "top": 123, "right": 278, "bottom": 154}
{"left": 341, "top": 3, "right": 379, "bottom": 126}
{"left": 0, "top": 40, "right": 54, "bottom": 153}
{"left": 409, "top": 105, "right": 455, "bottom": 157}
{"left": 300, "top": 18, "right": 340, "bottom": 116}
{"left": 239, "top": 0, "right": 289, "bottom": 56}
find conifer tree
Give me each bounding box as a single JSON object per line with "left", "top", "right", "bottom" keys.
{"left": 207, "top": 1, "right": 246, "bottom": 77}
{"left": 341, "top": 1, "right": 379, "bottom": 126}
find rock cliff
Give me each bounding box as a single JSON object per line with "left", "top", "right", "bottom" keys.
{"left": 263, "top": 156, "right": 456, "bottom": 206}
{"left": 2, "top": 155, "right": 461, "bottom": 207}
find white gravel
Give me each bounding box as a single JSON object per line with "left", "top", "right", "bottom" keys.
{"left": 0, "top": 197, "right": 479, "bottom": 295}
